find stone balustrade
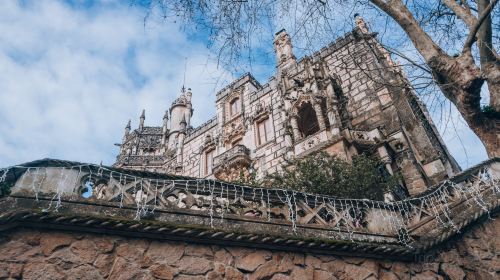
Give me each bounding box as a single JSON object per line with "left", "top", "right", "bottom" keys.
{"left": 212, "top": 145, "right": 251, "bottom": 174}
{"left": 0, "top": 158, "right": 499, "bottom": 259}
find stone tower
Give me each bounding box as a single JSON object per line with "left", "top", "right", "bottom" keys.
{"left": 114, "top": 18, "right": 460, "bottom": 197}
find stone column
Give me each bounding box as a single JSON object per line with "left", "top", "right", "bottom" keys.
{"left": 377, "top": 146, "right": 393, "bottom": 175}
{"left": 313, "top": 102, "right": 326, "bottom": 131}
{"left": 290, "top": 116, "right": 301, "bottom": 141}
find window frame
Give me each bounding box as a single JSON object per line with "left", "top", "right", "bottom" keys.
{"left": 229, "top": 97, "right": 240, "bottom": 116}
{"left": 204, "top": 149, "right": 215, "bottom": 175}
{"left": 256, "top": 117, "right": 272, "bottom": 146}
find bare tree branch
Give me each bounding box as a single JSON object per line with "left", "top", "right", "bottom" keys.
{"left": 463, "top": 0, "right": 499, "bottom": 51}
{"left": 442, "top": 0, "right": 477, "bottom": 27}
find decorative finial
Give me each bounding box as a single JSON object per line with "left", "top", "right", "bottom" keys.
{"left": 185, "top": 87, "right": 192, "bottom": 101}
{"left": 354, "top": 14, "right": 369, "bottom": 33}
{"left": 139, "top": 109, "right": 145, "bottom": 130}
{"left": 182, "top": 57, "right": 188, "bottom": 93}
{"left": 163, "top": 110, "right": 169, "bottom": 120}
{"left": 123, "top": 119, "right": 131, "bottom": 140}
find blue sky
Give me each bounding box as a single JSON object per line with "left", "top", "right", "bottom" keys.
{"left": 0, "top": 0, "right": 488, "bottom": 169}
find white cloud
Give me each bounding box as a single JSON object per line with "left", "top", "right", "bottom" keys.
{"left": 0, "top": 0, "right": 488, "bottom": 171}
{"left": 0, "top": 0, "right": 232, "bottom": 166}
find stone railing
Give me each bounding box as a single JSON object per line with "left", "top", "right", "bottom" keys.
{"left": 117, "top": 155, "right": 166, "bottom": 166}
{"left": 0, "top": 158, "right": 499, "bottom": 258}
{"left": 212, "top": 145, "right": 251, "bottom": 172}
{"left": 186, "top": 116, "right": 217, "bottom": 141}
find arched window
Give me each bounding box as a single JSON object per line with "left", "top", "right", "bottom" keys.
{"left": 230, "top": 98, "right": 240, "bottom": 116}
{"left": 297, "top": 102, "right": 319, "bottom": 138}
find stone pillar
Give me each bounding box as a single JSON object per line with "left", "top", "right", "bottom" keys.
{"left": 377, "top": 146, "right": 393, "bottom": 175}
{"left": 326, "top": 100, "right": 341, "bottom": 134}
{"left": 313, "top": 102, "right": 326, "bottom": 131}
{"left": 290, "top": 116, "right": 301, "bottom": 141}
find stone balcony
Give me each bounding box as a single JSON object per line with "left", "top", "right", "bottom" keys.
{"left": 212, "top": 144, "right": 251, "bottom": 180}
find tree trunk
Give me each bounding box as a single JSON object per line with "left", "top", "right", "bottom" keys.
{"left": 477, "top": 0, "right": 500, "bottom": 112}
{"left": 474, "top": 121, "right": 500, "bottom": 157}
{"left": 430, "top": 54, "right": 500, "bottom": 157}
{"left": 370, "top": 0, "right": 500, "bottom": 158}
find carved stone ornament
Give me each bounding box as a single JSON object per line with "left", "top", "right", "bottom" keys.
{"left": 223, "top": 120, "right": 246, "bottom": 144}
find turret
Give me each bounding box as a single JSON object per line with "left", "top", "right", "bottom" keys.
{"left": 274, "top": 29, "right": 296, "bottom": 70}
{"left": 139, "top": 109, "right": 145, "bottom": 131}
{"left": 168, "top": 87, "right": 193, "bottom": 149}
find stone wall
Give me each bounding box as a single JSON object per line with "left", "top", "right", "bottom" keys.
{"left": 1, "top": 215, "right": 497, "bottom": 280}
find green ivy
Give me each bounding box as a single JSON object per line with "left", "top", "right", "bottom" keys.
{"left": 236, "top": 152, "right": 399, "bottom": 201}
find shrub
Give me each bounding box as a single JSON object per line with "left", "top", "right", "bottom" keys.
{"left": 237, "top": 152, "right": 398, "bottom": 200}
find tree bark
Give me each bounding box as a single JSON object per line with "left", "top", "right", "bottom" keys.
{"left": 370, "top": 0, "right": 500, "bottom": 157}
{"left": 477, "top": 0, "right": 500, "bottom": 112}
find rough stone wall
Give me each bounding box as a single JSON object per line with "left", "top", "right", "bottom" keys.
{"left": 1, "top": 216, "right": 497, "bottom": 280}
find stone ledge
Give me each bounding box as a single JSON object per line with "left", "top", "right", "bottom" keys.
{"left": 0, "top": 197, "right": 414, "bottom": 260}
{"left": 1, "top": 158, "right": 499, "bottom": 261}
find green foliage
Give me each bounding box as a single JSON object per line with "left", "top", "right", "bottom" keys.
{"left": 236, "top": 152, "right": 399, "bottom": 200}
{"left": 481, "top": 105, "right": 500, "bottom": 119}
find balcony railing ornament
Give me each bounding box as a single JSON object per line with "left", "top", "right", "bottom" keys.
{"left": 1, "top": 158, "right": 499, "bottom": 247}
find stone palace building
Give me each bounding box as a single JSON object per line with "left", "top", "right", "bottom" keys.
{"left": 114, "top": 18, "right": 460, "bottom": 196}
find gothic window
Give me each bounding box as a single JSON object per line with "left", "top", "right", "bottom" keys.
{"left": 256, "top": 117, "right": 272, "bottom": 146}
{"left": 205, "top": 149, "right": 215, "bottom": 175}
{"left": 230, "top": 98, "right": 240, "bottom": 116}
{"left": 297, "top": 102, "right": 319, "bottom": 138}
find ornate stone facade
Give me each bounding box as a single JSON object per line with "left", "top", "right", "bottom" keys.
{"left": 114, "top": 18, "right": 460, "bottom": 196}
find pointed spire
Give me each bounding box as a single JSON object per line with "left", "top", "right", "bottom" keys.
{"left": 162, "top": 110, "right": 169, "bottom": 132}
{"left": 124, "top": 119, "right": 131, "bottom": 139}
{"left": 139, "top": 109, "right": 145, "bottom": 130}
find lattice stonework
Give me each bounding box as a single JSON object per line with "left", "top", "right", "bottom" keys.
{"left": 2, "top": 158, "right": 499, "bottom": 247}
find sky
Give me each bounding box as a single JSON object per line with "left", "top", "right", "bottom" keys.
{"left": 0, "top": 0, "right": 489, "bottom": 169}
